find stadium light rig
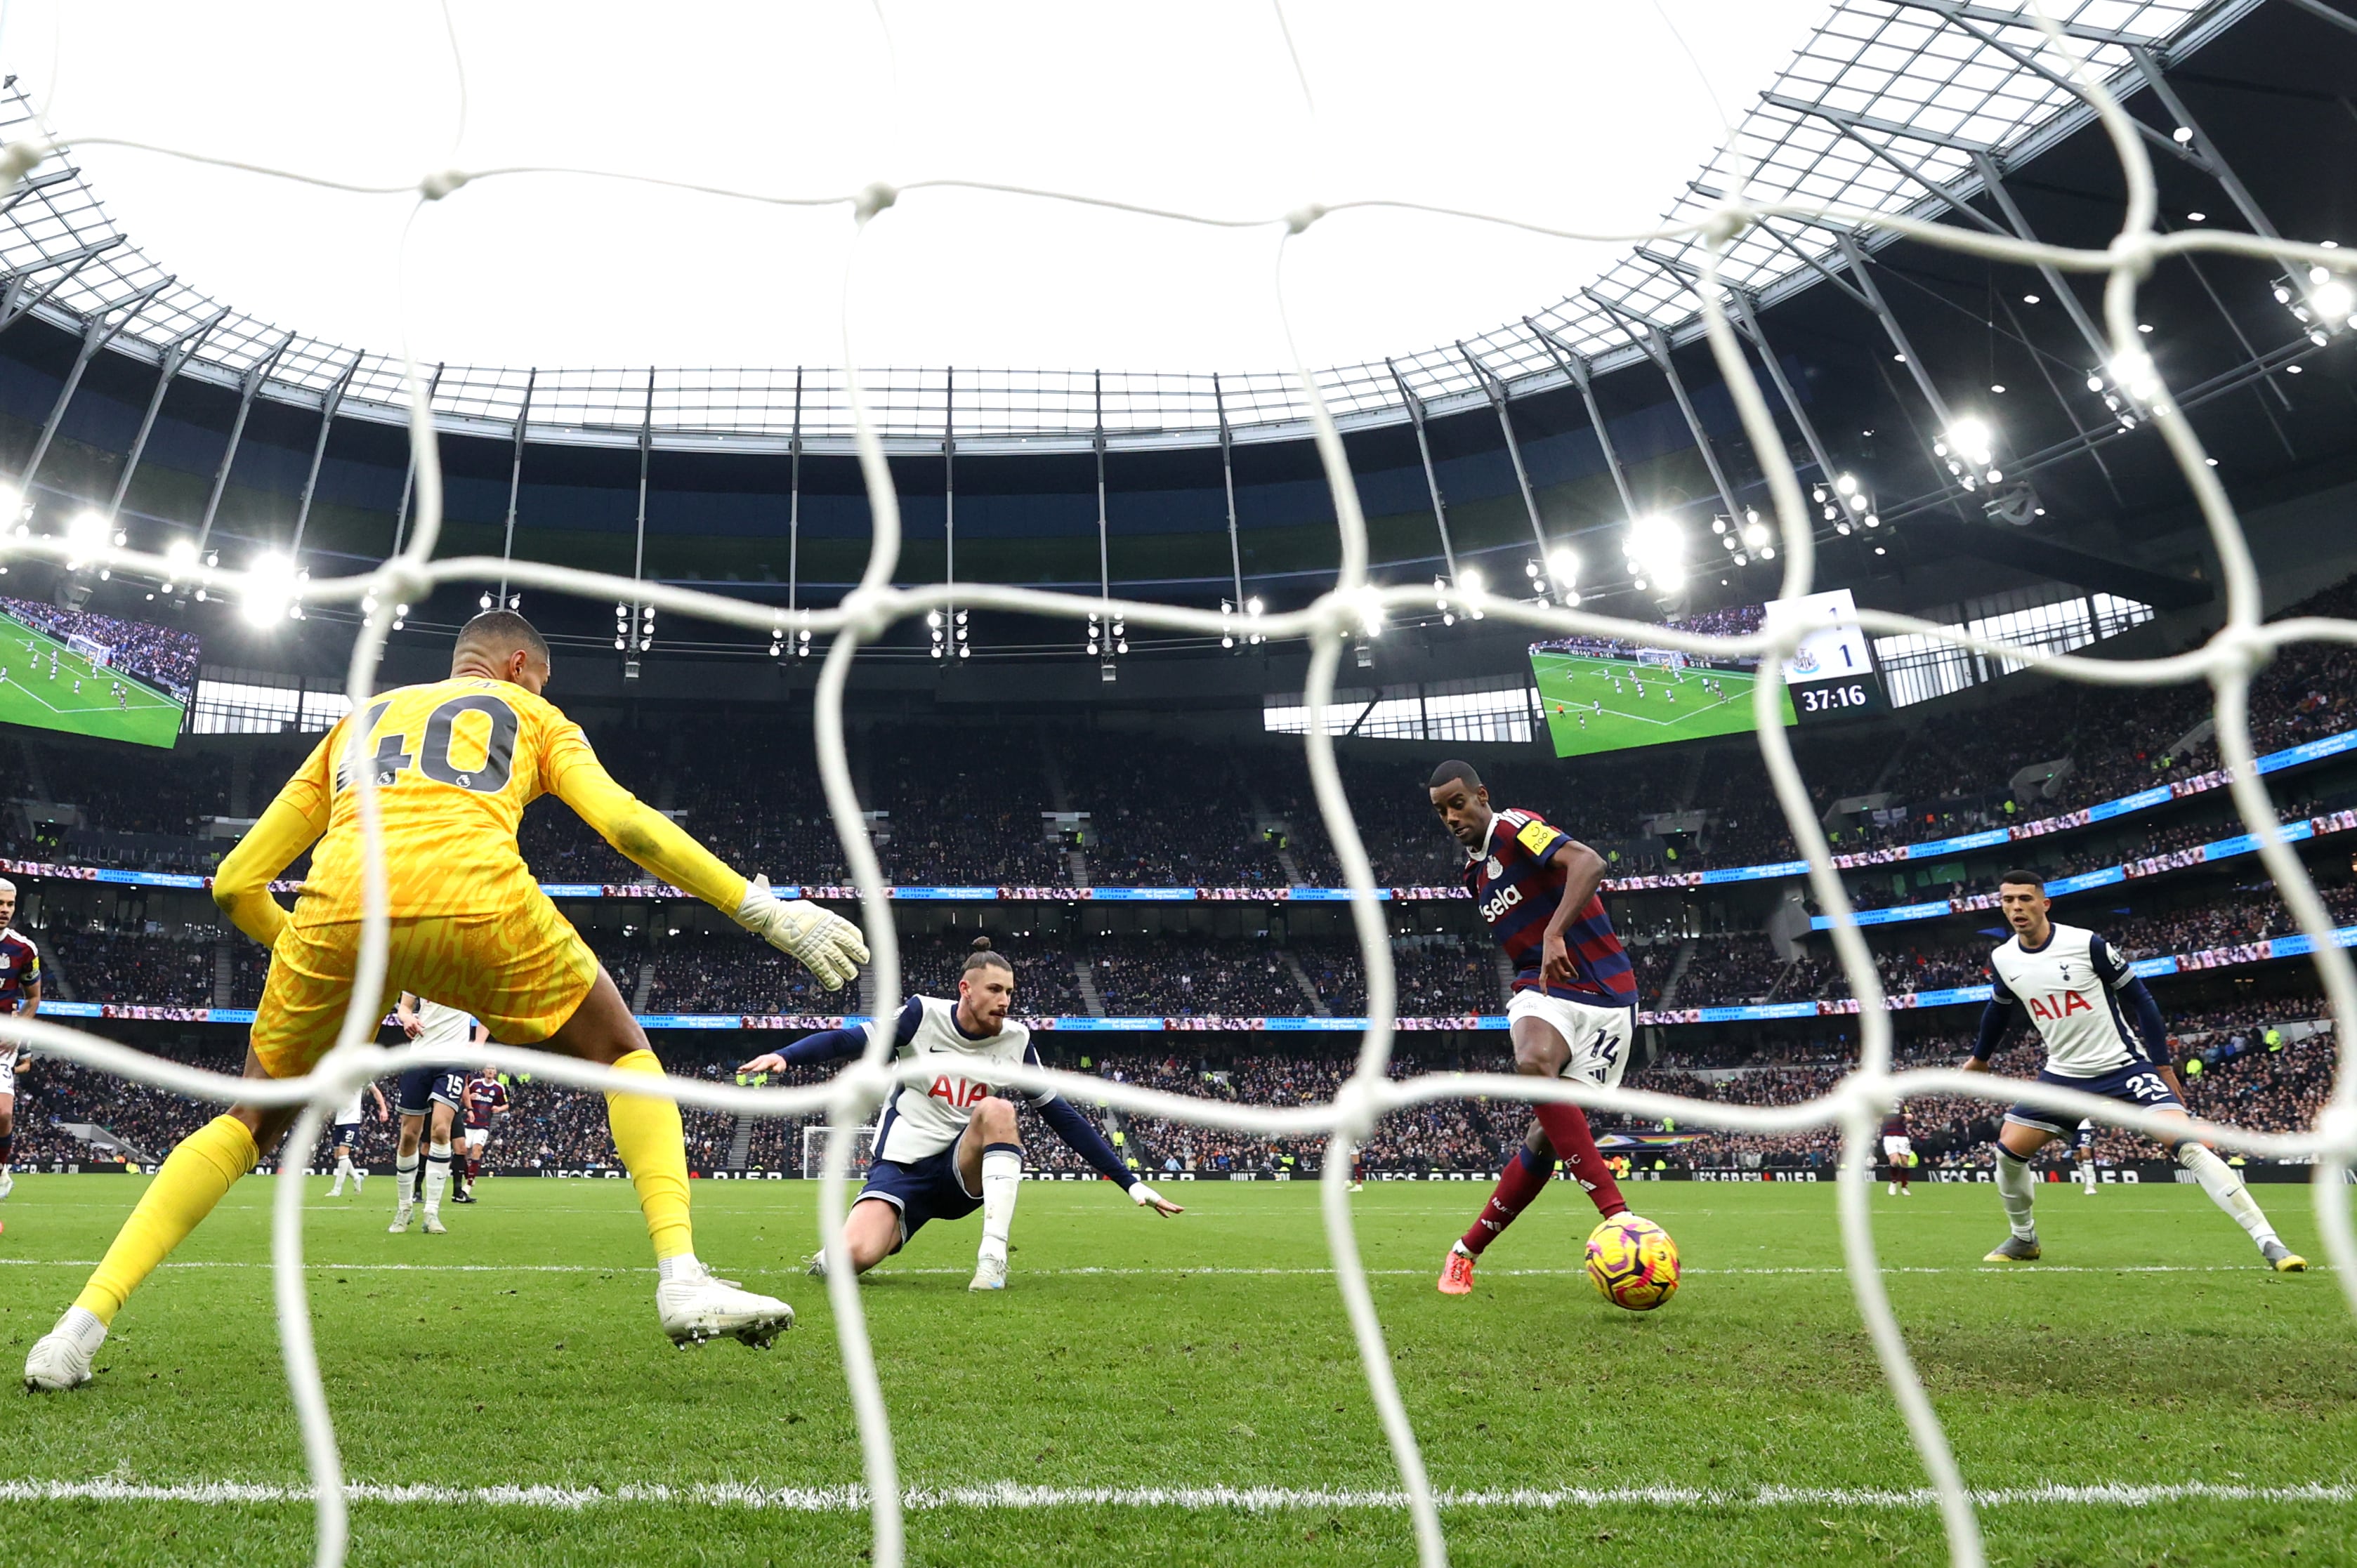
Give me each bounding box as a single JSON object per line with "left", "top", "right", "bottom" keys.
{"left": 1797, "top": 474, "right": 1882, "bottom": 540}
{"left": 2276, "top": 267, "right": 2356, "bottom": 345}
{"left": 2086, "top": 347, "right": 2170, "bottom": 430}
{"left": 1088, "top": 610, "right": 1126, "bottom": 679}
{"left": 481, "top": 590, "right": 522, "bottom": 612}
{"left": 240, "top": 552, "right": 304, "bottom": 628}
{"left": 1622, "top": 515, "right": 1685, "bottom": 594}
{"left": 1934, "top": 417, "right": 2002, "bottom": 490}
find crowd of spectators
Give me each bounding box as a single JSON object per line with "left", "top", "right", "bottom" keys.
{"left": 4, "top": 992, "right": 2332, "bottom": 1178}
{"left": 9, "top": 576, "right": 2357, "bottom": 902}
{"left": 0, "top": 598, "right": 200, "bottom": 699}
{"left": 38, "top": 925, "right": 218, "bottom": 1006}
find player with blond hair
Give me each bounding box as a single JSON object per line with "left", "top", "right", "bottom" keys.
{"left": 26, "top": 610, "right": 869, "bottom": 1390}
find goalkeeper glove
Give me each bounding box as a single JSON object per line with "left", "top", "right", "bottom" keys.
{"left": 735, "top": 875, "right": 869, "bottom": 991}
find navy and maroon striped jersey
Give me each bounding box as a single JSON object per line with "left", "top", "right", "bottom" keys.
{"left": 0, "top": 928, "right": 39, "bottom": 1013}
{"left": 1462, "top": 808, "right": 1635, "bottom": 1007}
{"left": 1880, "top": 1109, "right": 1908, "bottom": 1138}
{"left": 464, "top": 1075, "right": 509, "bottom": 1128}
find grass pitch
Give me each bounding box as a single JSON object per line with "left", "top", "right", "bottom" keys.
{"left": 0, "top": 611, "right": 185, "bottom": 750}
{"left": 1530, "top": 649, "right": 1794, "bottom": 759}
{"left": 1, "top": 1174, "right": 2351, "bottom": 1566}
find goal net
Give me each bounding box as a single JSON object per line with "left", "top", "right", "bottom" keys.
{"left": 0, "top": 9, "right": 2352, "bottom": 1568}
{"left": 65, "top": 632, "right": 110, "bottom": 669}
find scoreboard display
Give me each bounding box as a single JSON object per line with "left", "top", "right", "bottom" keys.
{"left": 1766, "top": 588, "right": 1889, "bottom": 723}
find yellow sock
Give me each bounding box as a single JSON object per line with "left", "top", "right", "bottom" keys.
{"left": 604, "top": 1048, "right": 692, "bottom": 1261}
{"left": 74, "top": 1114, "right": 258, "bottom": 1326}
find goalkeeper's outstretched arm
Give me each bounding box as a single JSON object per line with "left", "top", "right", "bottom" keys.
{"left": 212, "top": 734, "right": 335, "bottom": 949}
{"left": 547, "top": 752, "right": 869, "bottom": 989}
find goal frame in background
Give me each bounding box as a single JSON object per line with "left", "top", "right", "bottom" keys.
{"left": 0, "top": 8, "right": 2349, "bottom": 1568}
{"left": 801, "top": 1119, "right": 877, "bottom": 1182}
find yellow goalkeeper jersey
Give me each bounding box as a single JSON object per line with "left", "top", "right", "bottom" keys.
{"left": 211, "top": 676, "right": 747, "bottom": 942}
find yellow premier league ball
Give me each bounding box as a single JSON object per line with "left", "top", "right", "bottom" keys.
{"left": 1584, "top": 1214, "right": 1680, "bottom": 1312}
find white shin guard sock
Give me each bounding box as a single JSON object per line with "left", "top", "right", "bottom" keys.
{"left": 2178, "top": 1142, "right": 2278, "bottom": 1248}
{"left": 394, "top": 1151, "right": 418, "bottom": 1208}
{"left": 424, "top": 1142, "right": 452, "bottom": 1212}
{"left": 1995, "top": 1150, "right": 2037, "bottom": 1239}
{"left": 978, "top": 1145, "right": 1023, "bottom": 1266}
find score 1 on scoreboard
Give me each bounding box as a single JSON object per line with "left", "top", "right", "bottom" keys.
{"left": 1766, "top": 588, "right": 1888, "bottom": 722}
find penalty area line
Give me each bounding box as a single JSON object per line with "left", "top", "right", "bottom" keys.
{"left": 0, "top": 1478, "right": 2349, "bottom": 1513}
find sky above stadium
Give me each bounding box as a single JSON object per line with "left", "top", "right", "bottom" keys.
{"left": 7, "top": 0, "right": 1832, "bottom": 376}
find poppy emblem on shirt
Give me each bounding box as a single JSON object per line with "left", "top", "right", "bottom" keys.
{"left": 1485, "top": 857, "right": 1502, "bottom": 879}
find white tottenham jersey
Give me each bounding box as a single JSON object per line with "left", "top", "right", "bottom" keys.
{"left": 1988, "top": 921, "right": 2146, "bottom": 1077}
{"left": 875, "top": 996, "right": 1050, "bottom": 1164}
{"left": 334, "top": 1085, "right": 369, "bottom": 1124}
{"left": 414, "top": 999, "right": 477, "bottom": 1052}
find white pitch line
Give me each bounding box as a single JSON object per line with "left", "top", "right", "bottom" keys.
{"left": 0, "top": 1477, "right": 2348, "bottom": 1513}
{"left": 0, "top": 1258, "right": 2323, "bottom": 1277}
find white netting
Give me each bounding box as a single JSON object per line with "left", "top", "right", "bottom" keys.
{"left": 0, "top": 8, "right": 2353, "bottom": 1568}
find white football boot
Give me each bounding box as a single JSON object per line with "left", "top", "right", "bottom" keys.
{"left": 24, "top": 1307, "right": 106, "bottom": 1392}
{"left": 0, "top": 1170, "right": 14, "bottom": 1201}
{"left": 657, "top": 1260, "right": 796, "bottom": 1348}
{"left": 388, "top": 1201, "right": 412, "bottom": 1234}
{"left": 421, "top": 1210, "right": 447, "bottom": 1236}
{"left": 968, "top": 1253, "right": 1009, "bottom": 1292}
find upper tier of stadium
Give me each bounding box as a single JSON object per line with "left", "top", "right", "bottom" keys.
{"left": 0, "top": 2, "right": 2252, "bottom": 449}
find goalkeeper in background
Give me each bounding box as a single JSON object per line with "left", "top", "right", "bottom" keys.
{"left": 26, "top": 610, "right": 869, "bottom": 1390}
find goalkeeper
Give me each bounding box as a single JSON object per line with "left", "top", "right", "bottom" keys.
{"left": 27, "top": 610, "right": 867, "bottom": 1390}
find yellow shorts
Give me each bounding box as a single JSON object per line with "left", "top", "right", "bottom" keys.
{"left": 251, "top": 897, "right": 598, "bottom": 1080}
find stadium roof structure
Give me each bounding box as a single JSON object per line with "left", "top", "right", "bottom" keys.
{"left": 0, "top": 0, "right": 2269, "bottom": 456}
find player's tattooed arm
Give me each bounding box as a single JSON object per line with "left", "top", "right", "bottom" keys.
{"left": 18, "top": 975, "right": 35, "bottom": 1020}
{"left": 1538, "top": 837, "right": 1608, "bottom": 988}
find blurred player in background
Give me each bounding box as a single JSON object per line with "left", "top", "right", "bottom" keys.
{"left": 0, "top": 876, "right": 39, "bottom": 1201}
{"left": 388, "top": 994, "right": 486, "bottom": 1234}
{"left": 1964, "top": 871, "right": 2302, "bottom": 1272}
{"left": 747, "top": 938, "right": 1181, "bottom": 1293}
{"left": 27, "top": 610, "right": 869, "bottom": 1392}
{"left": 1424, "top": 761, "right": 1645, "bottom": 1296}
{"left": 462, "top": 1065, "right": 511, "bottom": 1194}
{"left": 1882, "top": 1105, "right": 1912, "bottom": 1197}
{"left": 2070, "top": 1118, "right": 2099, "bottom": 1194}
{"left": 324, "top": 1076, "right": 389, "bottom": 1197}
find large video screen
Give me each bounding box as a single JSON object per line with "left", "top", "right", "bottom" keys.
{"left": 0, "top": 597, "right": 197, "bottom": 749}
{"left": 1530, "top": 591, "right": 1882, "bottom": 759}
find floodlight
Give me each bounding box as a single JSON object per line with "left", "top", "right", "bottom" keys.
{"left": 1546, "top": 547, "right": 1579, "bottom": 587}
{"left": 1740, "top": 521, "right": 1771, "bottom": 550}
{"left": 65, "top": 509, "right": 107, "bottom": 565}
{"left": 1624, "top": 515, "right": 1684, "bottom": 591}
{"left": 242, "top": 552, "right": 299, "bottom": 628}
{"left": 1935, "top": 417, "right": 2001, "bottom": 487}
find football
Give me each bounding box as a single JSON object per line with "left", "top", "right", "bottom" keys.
{"left": 1585, "top": 1214, "right": 1680, "bottom": 1312}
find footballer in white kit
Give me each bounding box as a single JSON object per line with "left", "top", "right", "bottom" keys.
{"left": 388, "top": 995, "right": 489, "bottom": 1234}
{"left": 325, "top": 1077, "right": 389, "bottom": 1197}
{"left": 1963, "top": 871, "right": 2304, "bottom": 1272}
{"left": 742, "top": 939, "right": 1181, "bottom": 1291}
